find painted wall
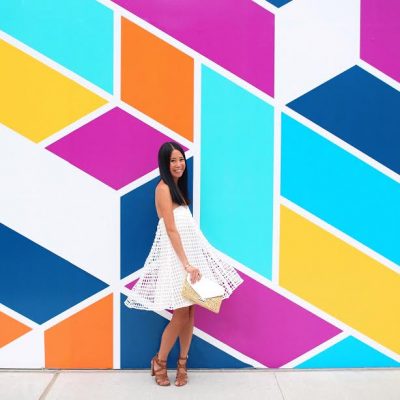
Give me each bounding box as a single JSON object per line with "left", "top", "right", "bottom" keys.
{"left": 0, "top": 0, "right": 399, "bottom": 369}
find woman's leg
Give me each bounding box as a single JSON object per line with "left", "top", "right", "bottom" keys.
{"left": 174, "top": 305, "right": 194, "bottom": 386}
{"left": 178, "top": 305, "right": 195, "bottom": 358}
{"left": 158, "top": 306, "right": 190, "bottom": 361}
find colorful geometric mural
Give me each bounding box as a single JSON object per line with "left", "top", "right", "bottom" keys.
{"left": 0, "top": 0, "right": 399, "bottom": 369}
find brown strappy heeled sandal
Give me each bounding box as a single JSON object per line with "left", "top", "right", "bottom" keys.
{"left": 151, "top": 353, "right": 170, "bottom": 386}
{"left": 175, "top": 354, "right": 188, "bottom": 386}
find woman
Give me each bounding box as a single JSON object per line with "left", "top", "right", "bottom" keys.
{"left": 124, "top": 141, "right": 243, "bottom": 387}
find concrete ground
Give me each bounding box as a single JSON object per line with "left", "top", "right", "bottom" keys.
{"left": 0, "top": 368, "right": 399, "bottom": 400}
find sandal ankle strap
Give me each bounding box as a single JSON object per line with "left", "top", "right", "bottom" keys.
{"left": 155, "top": 353, "right": 167, "bottom": 363}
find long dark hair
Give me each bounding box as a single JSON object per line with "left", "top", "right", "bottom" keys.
{"left": 158, "top": 141, "right": 191, "bottom": 206}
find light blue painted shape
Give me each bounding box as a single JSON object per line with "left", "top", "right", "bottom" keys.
{"left": 0, "top": 0, "right": 113, "bottom": 93}
{"left": 296, "top": 336, "right": 400, "bottom": 368}
{"left": 201, "top": 65, "right": 274, "bottom": 279}
{"left": 281, "top": 114, "right": 400, "bottom": 266}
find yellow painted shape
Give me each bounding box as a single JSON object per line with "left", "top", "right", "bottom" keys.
{"left": 280, "top": 205, "right": 400, "bottom": 354}
{"left": 0, "top": 40, "right": 106, "bottom": 142}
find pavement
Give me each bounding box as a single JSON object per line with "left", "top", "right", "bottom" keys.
{"left": 0, "top": 368, "right": 399, "bottom": 400}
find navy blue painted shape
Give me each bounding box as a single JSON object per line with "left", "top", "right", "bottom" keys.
{"left": 120, "top": 294, "right": 252, "bottom": 369}
{"left": 288, "top": 66, "right": 400, "bottom": 174}
{"left": 120, "top": 157, "right": 193, "bottom": 279}
{"left": 265, "top": 0, "right": 293, "bottom": 7}
{"left": 0, "top": 224, "right": 108, "bottom": 324}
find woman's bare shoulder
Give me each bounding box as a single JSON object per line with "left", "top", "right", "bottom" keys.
{"left": 155, "top": 180, "right": 172, "bottom": 204}
{"left": 156, "top": 180, "right": 167, "bottom": 189}
{"left": 155, "top": 180, "right": 170, "bottom": 196}
{"left": 155, "top": 181, "right": 175, "bottom": 219}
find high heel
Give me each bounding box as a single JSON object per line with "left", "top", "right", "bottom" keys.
{"left": 150, "top": 353, "right": 170, "bottom": 386}
{"left": 175, "top": 354, "right": 188, "bottom": 386}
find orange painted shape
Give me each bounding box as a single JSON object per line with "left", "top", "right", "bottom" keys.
{"left": 45, "top": 294, "right": 113, "bottom": 369}
{"left": 121, "top": 18, "right": 194, "bottom": 141}
{"left": 0, "top": 311, "right": 31, "bottom": 348}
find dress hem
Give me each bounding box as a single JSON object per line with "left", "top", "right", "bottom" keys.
{"left": 124, "top": 277, "right": 243, "bottom": 312}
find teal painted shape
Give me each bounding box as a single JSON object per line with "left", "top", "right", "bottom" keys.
{"left": 0, "top": 0, "right": 113, "bottom": 93}
{"left": 296, "top": 336, "right": 400, "bottom": 368}
{"left": 201, "top": 65, "right": 274, "bottom": 279}
{"left": 281, "top": 114, "right": 400, "bottom": 266}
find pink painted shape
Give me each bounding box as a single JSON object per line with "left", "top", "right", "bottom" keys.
{"left": 361, "top": 0, "right": 400, "bottom": 83}
{"left": 113, "top": 0, "right": 274, "bottom": 96}
{"left": 125, "top": 279, "right": 138, "bottom": 290}
{"left": 193, "top": 271, "right": 340, "bottom": 367}
{"left": 46, "top": 108, "right": 188, "bottom": 190}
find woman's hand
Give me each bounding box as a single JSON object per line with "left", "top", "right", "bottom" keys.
{"left": 185, "top": 265, "right": 202, "bottom": 284}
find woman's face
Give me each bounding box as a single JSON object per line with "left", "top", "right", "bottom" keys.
{"left": 169, "top": 149, "right": 186, "bottom": 181}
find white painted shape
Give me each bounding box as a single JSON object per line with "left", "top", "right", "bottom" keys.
{"left": 0, "top": 124, "right": 119, "bottom": 284}
{"left": 0, "top": 329, "right": 44, "bottom": 368}
{"left": 275, "top": 0, "right": 360, "bottom": 104}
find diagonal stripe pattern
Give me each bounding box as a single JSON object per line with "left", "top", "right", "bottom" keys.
{"left": 0, "top": 0, "right": 399, "bottom": 369}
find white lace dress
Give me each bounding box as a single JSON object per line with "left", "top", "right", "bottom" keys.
{"left": 124, "top": 205, "right": 244, "bottom": 310}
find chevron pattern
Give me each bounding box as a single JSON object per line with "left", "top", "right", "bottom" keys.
{"left": 0, "top": 0, "right": 399, "bottom": 369}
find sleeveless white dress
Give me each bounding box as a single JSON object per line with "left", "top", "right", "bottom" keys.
{"left": 124, "top": 205, "right": 244, "bottom": 311}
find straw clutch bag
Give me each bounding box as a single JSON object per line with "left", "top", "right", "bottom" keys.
{"left": 181, "top": 273, "right": 225, "bottom": 313}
